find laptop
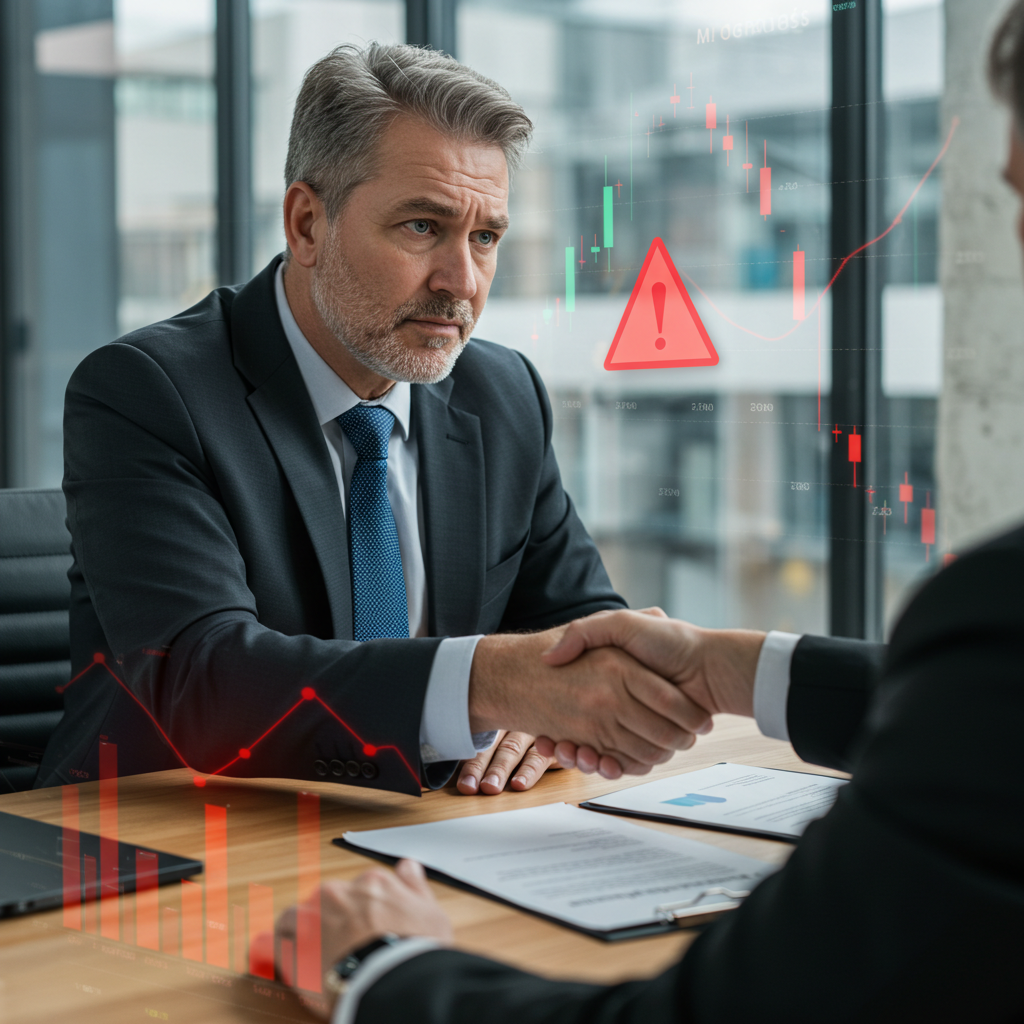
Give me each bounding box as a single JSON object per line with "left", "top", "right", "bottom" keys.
{"left": 0, "top": 809, "right": 202, "bottom": 918}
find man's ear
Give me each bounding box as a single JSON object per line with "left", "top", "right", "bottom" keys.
{"left": 283, "top": 182, "right": 326, "bottom": 268}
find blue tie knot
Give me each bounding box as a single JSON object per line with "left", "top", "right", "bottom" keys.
{"left": 338, "top": 405, "right": 395, "bottom": 461}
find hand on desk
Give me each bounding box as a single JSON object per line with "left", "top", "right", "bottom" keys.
{"left": 456, "top": 730, "right": 559, "bottom": 795}
{"left": 468, "top": 624, "right": 716, "bottom": 780}
{"left": 270, "top": 859, "right": 450, "bottom": 1019}
{"left": 534, "top": 609, "right": 765, "bottom": 773}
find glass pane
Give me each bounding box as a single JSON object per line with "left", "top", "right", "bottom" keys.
{"left": 879, "top": 0, "right": 944, "bottom": 631}
{"left": 459, "top": 1, "right": 832, "bottom": 632}
{"left": 115, "top": 0, "right": 216, "bottom": 336}
{"left": 250, "top": 0, "right": 405, "bottom": 272}
{"left": 12, "top": 0, "right": 215, "bottom": 487}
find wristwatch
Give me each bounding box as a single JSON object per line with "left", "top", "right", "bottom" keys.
{"left": 324, "top": 933, "right": 401, "bottom": 998}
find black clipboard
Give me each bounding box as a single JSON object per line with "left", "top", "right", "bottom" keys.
{"left": 580, "top": 762, "right": 847, "bottom": 843}
{"left": 332, "top": 836, "right": 731, "bottom": 942}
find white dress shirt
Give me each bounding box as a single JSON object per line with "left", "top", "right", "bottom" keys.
{"left": 273, "top": 264, "right": 495, "bottom": 763}
{"left": 752, "top": 630, "right": 801, "bottom": 741}
{"left": 327, "top": 631, "right": 803, "bottom": 1023}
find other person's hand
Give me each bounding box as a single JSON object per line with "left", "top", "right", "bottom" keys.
{"left": 534, "top": 609, "right": 765, "bottom": 772}
{"left": 456, "top": 730, "right": 560, "bottom": 794}
{"left": 468, "top": 627, "right": 715, "bottom": 779}
{"left": 269, "top": 859, "right": 452, "bottom": 1018}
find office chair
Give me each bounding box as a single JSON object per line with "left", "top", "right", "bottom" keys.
{"left": 0, "top": 488, "right": 71, "bottom": 792}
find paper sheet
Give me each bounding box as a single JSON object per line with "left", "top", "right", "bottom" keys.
{"left": 342, "top": 802, "right": 776, "bottom": 933}
{"left": 584, "top": 763, "right": 848, "bottom": 840}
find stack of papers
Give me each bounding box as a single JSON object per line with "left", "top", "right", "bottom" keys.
{"left": 338, "top": 802, "right": 777, "bottom": 940}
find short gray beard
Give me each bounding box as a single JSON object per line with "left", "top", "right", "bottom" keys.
{"left": 311, "top": 228, "right": 477, "bottom": 385}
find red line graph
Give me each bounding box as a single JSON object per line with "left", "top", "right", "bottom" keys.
{"left": 677, "top": 117, "right": 960, "bottom": 342}
{"left": 57, "top": 653, "right": 420, "bottom": 787}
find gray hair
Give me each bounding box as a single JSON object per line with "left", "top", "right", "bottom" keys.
{"left": 284, "top": 42, "right": 533, "bottom": 219}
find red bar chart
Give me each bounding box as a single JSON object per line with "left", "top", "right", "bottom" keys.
{"left": 204, "top": 804, "right": 229, "bottom": 968}
{"left": 54, "top": 778, "right": 335, "bottom": 992}
{"left": 181, "top": 878, "right": 204, "bottom": 961}
{"left": 296, "top": 792, "right": 322, "bottom": 993}
{"left": 98, "top": 740, "right": 119, "bottom": 940}
{"left": 249, "top": 883, "right": 275, "bottom": 980}
{"left": 135, "top": 850, "right": 159, "bottom": 950}
{"left": 162, "top": 907, "right": 180, "bottom": 956}
{"left": 61, "top": 786, "right": 81, "bottom": 931}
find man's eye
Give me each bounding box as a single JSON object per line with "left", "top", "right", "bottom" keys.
{"left": 409, "top": 220, "right": 431, "bottom": 234}
{"left": 477, "top": 231, "right": 495, "bottom": 245}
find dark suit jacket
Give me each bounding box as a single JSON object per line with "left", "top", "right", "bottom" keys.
{"left": 357, "top": 525, "right": 1024, "bottom": 1021}
{"left": 37, "top": 258, "right": 624, "bottom": 794}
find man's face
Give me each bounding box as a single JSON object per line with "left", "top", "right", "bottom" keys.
{"left": 1004, "top": 122, "right": 1024, "bottom": 250}
{"left": 310, "top": 116, "right": 510, "bottom": 384}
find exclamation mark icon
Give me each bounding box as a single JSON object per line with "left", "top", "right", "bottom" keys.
{"left": 653, "top": 282, "right": 666, "bottom": 350}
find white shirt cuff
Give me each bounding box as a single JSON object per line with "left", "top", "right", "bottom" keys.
{"left": 331, "top": 938, "right": 440, "bottom": 1024}
{"left": 752, "top": 631, "right": 801, "bottom": 742}
{"left": 419, "top": 635, "right": 496, "bottom": 764}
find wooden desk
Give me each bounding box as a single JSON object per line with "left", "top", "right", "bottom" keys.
{"left": 0, "top": 716, "right": 845, "bottom": 1023}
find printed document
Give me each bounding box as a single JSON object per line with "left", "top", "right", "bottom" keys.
{"left": 582, "top": 762, "right": 847, "bottom": 840}
{"left": 341, "top": 802, "right": 776, "bottom": 934}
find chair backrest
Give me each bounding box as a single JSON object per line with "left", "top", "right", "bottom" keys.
{"left": 0, "top": 488, "right": 71, "bottom": 792}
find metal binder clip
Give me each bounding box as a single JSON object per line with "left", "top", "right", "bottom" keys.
{"left": 654, "top": 887, "right": 751, "bottom": 921}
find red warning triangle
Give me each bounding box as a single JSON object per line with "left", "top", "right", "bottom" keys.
{"left": 604, "top": 237, "right": 719, "bottom": 370}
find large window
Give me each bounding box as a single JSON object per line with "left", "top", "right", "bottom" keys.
{"left": 463, "top": 1, "right": 835, "bottom": 632}
{"left": 0, "top": 0, "right": 948, "bottom": 640}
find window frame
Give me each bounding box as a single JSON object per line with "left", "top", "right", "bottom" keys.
{"left": 0, "top": 0, "right": 889, "bottom": 640}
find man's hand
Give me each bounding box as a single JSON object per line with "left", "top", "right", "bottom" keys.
{"left": 468, "top": 628, "right": 715, "bottom": 779}
{"left": 534, "top": 610, "right": 765, "bottom": 771}
{"left": 269, "top": 859, "right": 452, "bottom": 1018}
{"left": 456, "top": 730, "right": 559, "bottom": 794}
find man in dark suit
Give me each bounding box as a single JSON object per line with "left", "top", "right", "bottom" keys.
{"left": 272, "top": 12, "right": 1024, "bottom": 1022}
{"left": 38, "top": 43, "right": 712, "bottom": 795}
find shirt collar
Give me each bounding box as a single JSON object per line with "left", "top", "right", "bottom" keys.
{"left": 274, "top": 261, "right": 411, "bottom": 440}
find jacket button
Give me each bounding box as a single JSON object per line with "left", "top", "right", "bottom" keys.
{"left": 313, "top": 759, "right": 328, "bottom": 777}
{"left": 329, "top": 759, "right": 345, "bottom": 777}
{"left": 360, "top": 761, "right": 378, "bottom": 780}
{"left": 345, "top": 760, "right": 361, "bottom": 778}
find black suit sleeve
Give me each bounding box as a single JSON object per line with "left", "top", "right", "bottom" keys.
{"left": 358, "top": 949, "right": 684, "bottom": 1024}
{"left": 787, "top": 634, "right": 885, "bottom": 770}
{"left": 55, "top": 342, "right": 439, "bottom": 794}
{"left": 356, "top": 535, "right": 1024, "bottom": 1023}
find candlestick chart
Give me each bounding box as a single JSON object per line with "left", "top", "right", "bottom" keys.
{"left": 533, "top": 71, "right": 954, "bottom": 570}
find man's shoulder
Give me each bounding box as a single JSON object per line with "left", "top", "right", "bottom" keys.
{"left": 112, "top": 287, "right": 234, "bottom": 361}
{"left": 888, "top": 519, "right": 1024, "bottom": 662}
{"left": 68, "top": 286, "right": 243, "bottom": 401}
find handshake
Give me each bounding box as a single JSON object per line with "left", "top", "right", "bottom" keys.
{"left": 461, "top": 609, "right": 767, "bottom": 793}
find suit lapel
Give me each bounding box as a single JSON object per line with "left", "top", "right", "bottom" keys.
{"left": 231, "top": 260, "right": 353, "bottom": 640}
{"left": 414, "top": 382, "right": 485, "bottom": 637}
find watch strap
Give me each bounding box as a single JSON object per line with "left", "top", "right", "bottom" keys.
{"left": 324, "top": 933, "right": 400, "bottom": 996}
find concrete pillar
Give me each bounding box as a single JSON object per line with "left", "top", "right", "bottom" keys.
{"left": 939, "top": 0, "right": 1024, "bottom": 549}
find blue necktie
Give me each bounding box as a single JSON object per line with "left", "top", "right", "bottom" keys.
{"left": 337, "top": 405, "right": 409, "bottom": 641}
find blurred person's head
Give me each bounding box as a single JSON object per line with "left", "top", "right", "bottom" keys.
{"left": 991, "top": 0, "right": 1024, "bottom": 244}
{"left": 280, "top": 43, "right": 532, "bottom": 396}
